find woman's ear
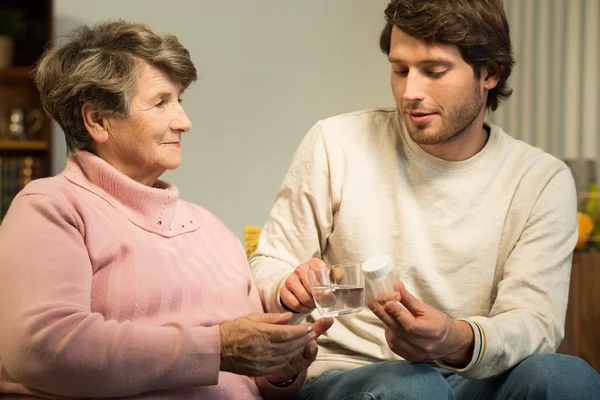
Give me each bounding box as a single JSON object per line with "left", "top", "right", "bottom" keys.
{"left": 81, "top": 102, "right": 109, "bottom": 144}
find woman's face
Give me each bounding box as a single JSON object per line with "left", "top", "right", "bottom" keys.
{"left": 98, "top": 62, "right": 192, "bottom": 186}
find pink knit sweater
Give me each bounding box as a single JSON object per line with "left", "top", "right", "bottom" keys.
{"left": 0, "top": 150, "right": 305, "bottom": 399}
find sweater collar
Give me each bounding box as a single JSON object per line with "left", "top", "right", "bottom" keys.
{"left": 62, "top": 150, "right": 180, "bottom": 234}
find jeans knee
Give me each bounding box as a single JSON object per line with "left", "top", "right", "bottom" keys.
{"left": 356, "top": 361, "right": 453, "bottom": 400}
{"left": 510, "top": 353, "right": 600, "bottom": 398}
{"left": 297, "top": 361, "right": 453, "bottom": 400}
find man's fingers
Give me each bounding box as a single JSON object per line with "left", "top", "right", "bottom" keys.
{"left": 368, "top": 300, "right": 406, "bottom": 332}
{"left": 307, "top": 258, "right": 327, "bottom": 270}
{"left": 396, "top": 281, "right": 427, "bottom": 315}
{"left": 280, "top": 286, "right": 313, "bottom": 313}
{"left": 383, "top": 300, "right": 417, "bottom": 332}
{"left": 286, "top": 274, "right": 316, "bottom": 309}
{"left": 299, "top": 259, "right": 327, "bottom": 300}
{"left": 384, "top": 326, "right": 431, "bottom": 362}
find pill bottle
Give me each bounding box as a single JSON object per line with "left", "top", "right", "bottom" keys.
{"left": 361, "top": 254, "right": 400, "bottom": 304}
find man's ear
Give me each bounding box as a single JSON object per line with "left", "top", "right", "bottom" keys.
{"left": 482, "top": 63, "right": 501, "bottom": 91}
{"left": 81, "top": 102, "right": 109, "bottom": 144}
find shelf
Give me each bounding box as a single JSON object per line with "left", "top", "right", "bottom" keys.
{"left": 0, "top": 67, "right": 35, "bottom": 81}
{"left": 0, "top": 140, "right": 49, "bottom": 151}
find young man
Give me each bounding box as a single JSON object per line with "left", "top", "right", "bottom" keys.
{"left": 250, "top": 0, "right": 600, "bottom": 398}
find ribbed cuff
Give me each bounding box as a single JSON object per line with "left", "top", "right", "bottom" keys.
{"left": 435, "top": 318, "right": 485, "bottom": 373}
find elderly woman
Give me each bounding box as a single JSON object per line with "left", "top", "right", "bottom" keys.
{"left": 0, "top": 20, "right": 333, "bottom": 399}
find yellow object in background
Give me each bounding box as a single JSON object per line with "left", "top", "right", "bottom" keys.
{"left": 576, "top": 212, "right": 595, "bottom": 250}
{"left": 244, "top": 225, "right": 262, "bottom": 259}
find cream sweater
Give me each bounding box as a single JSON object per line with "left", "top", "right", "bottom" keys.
{"left": 250, "top": 108, "right": 578, "bottom": 380}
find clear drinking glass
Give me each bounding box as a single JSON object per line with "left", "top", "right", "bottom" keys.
{"left": 309, "top": 263, "right": 365, "bottom": 317}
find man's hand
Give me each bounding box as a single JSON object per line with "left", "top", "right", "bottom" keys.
{"left": 280, "top": 258, "right": 327, "bottom": 313}
{"left": 368, "top": 281, "right": 474, "bottom": 367}
{"left": 219, "top": 312, "right": 318, "bottom": 376}
{"left": 263, "top": 317, "right": 334, "bottom": 384}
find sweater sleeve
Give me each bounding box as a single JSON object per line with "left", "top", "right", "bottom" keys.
{"left": 238, "top": 230, "right": 310, "bottom": 399}
{"left": 438, "top": 168, "right": 578, "bottom": 379}
{"left": 249, "top": 123, "right": 334, "bottom": 317}
{"left": 0, "top": 193, "right": 221, "bottom": 398}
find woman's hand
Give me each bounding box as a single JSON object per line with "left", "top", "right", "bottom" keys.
{"left": 219, "top": 312, "right": 322, "bottom": 376}
{"left": 263, "top": 317, "right": 334, "bottom": 384}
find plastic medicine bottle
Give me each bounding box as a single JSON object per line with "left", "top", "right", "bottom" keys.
{"left": 362, "top": 254, "right": 401, "bottom": 304}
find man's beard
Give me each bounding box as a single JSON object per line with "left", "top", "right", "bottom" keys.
{"left": 404, "top": 80, "right": 484, "bottom": 146}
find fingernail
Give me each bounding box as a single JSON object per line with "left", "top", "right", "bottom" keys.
{"left": 306, "top": 325, "right": 314, "bottom": 333}
{"left": 280, "top": 312, "right": 292, "bottom": 318}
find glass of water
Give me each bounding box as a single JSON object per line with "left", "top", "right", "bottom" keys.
{"left": 309, "top": 263, "right": 365, "bottom": 317}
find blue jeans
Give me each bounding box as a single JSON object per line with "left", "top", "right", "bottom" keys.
{"left": 294, "top": 354, "right": 600, "bottom": 400}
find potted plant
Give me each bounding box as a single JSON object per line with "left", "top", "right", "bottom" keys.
{"left": 0, "top": 9, "right": 27, "bottom": 68}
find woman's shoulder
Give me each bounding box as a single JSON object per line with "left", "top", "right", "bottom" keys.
{"left": 16, "top": 174, "right": 79, "bottom": 204}
{"left": 3, "top": 175, "right": 85, "bottom": 231}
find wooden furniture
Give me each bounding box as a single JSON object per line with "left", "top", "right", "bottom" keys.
{"left": 558, "top": 251, "right": 600, "bottom": 372}
{"left": 0, "top": 1, "right": 53, "bottom": 221}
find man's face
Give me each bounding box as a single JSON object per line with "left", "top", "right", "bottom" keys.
{"left": 388, "top": 26, "right": 495, "bottom": 146}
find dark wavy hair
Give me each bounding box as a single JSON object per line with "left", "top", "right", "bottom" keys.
{"left": 379, "top": 0, "right": 515, "bottom": 112}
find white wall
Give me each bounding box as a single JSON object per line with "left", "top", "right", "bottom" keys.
{"left": 53, "top": 0, "right": 393, "bottom": 239}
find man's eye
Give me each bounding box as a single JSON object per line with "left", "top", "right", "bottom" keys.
{"left": 426, "top": 70, "right": 447, "bottom": 79}
{"left": 394, "top": 70, "right": 408, "bottom": 76}
{"left": 156, "top": 100, "right": 166, "bottom": 107}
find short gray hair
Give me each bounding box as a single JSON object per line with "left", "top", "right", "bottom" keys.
{"left": 35, "top": 19, "right": 197, "bottom": 153}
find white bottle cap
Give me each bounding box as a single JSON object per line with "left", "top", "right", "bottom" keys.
{"left": 361, "top": 255, "right": 394, "bottom": 280}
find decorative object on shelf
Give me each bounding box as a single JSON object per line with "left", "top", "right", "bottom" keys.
{"left": 5, "top": 107, "right": 43, "bottom": 140}
{"left": 563, "top": 159, "right": 600, "bottom": 250}
{"left": 0, "top": 8, "right": 27, "bottom": 68}
{"left": 576, "top": 186, "right": 600, "bottom": 251}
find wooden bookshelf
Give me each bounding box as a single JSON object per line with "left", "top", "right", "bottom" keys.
{"left": 0, "top": 140, "right": 49, "bottom": 151}
{"left": 0, "top": 0, "right": 53, "bottom": 221}
{"left": 0, "top": 67, "right": 35, "bottom": 81}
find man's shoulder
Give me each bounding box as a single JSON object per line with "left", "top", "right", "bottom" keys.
{"left": 313, "top": 108, "right": 398, "bottom": 141}
{"left": 318, "top": 107, "right": 397, "bottom": 126}
{"left": 494, "top": 125, "right": 570, "bottom": 179}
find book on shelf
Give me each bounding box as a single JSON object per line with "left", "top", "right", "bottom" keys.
{"left": 0, "top": 155, "right": 45, "bottom": 222}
